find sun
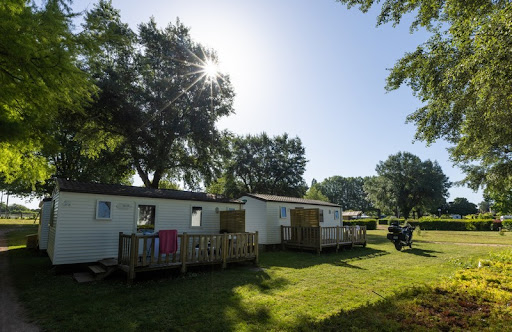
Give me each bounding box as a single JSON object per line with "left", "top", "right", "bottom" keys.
{"left": 203, "top": 59, "right": 219, "bottom": 80}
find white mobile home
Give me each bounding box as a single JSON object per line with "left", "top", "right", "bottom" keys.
{"left": 47, "top": 178, "right": 244, "bottom": 265}
{"left": 239, "top": 194, "right": 342, "bottom": 246}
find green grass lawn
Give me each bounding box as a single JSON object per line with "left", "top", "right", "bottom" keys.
{"left": 0, "top": 218, "right": 38, "bottom": 227}
{"left": 3, "top": 223, "right": 512, "bottom": 331}
{"left": 413, "top": 228, "right": 512, "bottom": 245}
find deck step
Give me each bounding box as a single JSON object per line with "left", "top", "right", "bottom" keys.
{"left": 73, "top": 272, "right": 95, "bottom": 283}
{"left": 88, "top": 265, "right": 106, "bottom": 274}
{"left": 98, "top": 258, "right": 118, "bottom": 267}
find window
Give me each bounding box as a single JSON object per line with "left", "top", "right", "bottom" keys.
{"left": 334, "top": 210, "right": 340, "bottom": 220}
{"left": 319, "top": 209, "right": 324, "bottom": 222}
{"left": 137, "top": 205, "right": 155, "bottom": 229}
{"left": 96, "top": 201, "right": 112, "bottom": 220}
{"left": 280, "top": 207, "right": 287, "bottom": 218}
{"left": 191, "top": 206, "right": 202, "bottom": 227}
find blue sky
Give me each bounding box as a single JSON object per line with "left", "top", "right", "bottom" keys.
{"left": 12, "top": 0, "right": 483, "bottom": 208}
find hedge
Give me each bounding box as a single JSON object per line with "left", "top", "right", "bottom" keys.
{"left": 406, "top": 219, "right": 503, "bottom": 231}
{"left": 504, "top": 220, "right": 512, "bottom": 231}
{"left": 343, "top": 219, "right": 377, "bottom": 230}
{"left": 378, "top": 218, "right": 406, "bottom": 225}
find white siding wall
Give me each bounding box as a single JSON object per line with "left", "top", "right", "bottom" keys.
{"left": 240, "top": 197, "right": 342, "bottom": 245}
{"left": 156, "top": 201, "right": 242, "bottom": 234}
{"left": 239, "top": 196, "right": 268, "bottom": 243}
{"left": 50, "top": 191, "right": 241, "bottom": 265}
{"left": 37, "top": 200, "right": 52, "bottom": 250}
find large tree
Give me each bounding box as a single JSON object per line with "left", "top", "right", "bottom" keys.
{"left": 0, "top": 0, "right": 95, "bottom": 190}
{"left": 364, "top": 152, "right": 451, "bottom": 218}
{"left": 317, "top": 176, "right": 373, "bottom": 212}
{"left": 82, "top": 1, "right": 235, "bottom": 189}
{"left": 336, "top": 1, "right": 512, "bottom": 211}
{"left": 447, "top": 197, "right": 478, "bottom": 216}
{"left": 211, "top": 133, "right": 308, "bottom": 197}
{"left": 304, "top": 180, "right": 330, "bottom": 202}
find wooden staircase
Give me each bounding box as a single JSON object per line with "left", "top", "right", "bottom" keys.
{"left": 73, "top": 258, "right": 119, "bottom": 283}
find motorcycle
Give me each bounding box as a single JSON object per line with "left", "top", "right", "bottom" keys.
{"left": 387, "top": 222, "right": 415, "bottom": 251}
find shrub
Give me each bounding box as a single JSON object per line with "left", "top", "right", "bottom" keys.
{"left": 386, "top": 216, "right": 406, "bottom": 225}
{"left": 406, "top": 219, "right": 497, "bottom": 231}
{"left": 343, "top": 219, "right": 377, "bottom": 230}
{"left": 491, "top": 220, "right": 503, "bottom": 231}
{"left": 503, "top": 220, "right": 512, "bottom": 231}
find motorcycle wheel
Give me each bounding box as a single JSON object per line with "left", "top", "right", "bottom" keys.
{"left": 394, "top": 242, "right": 402, "bottom": 251}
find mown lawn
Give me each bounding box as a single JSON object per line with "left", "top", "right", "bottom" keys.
{"left": 0, "top": 218, "right": 38, "bottom": 228}
{"left": 4, "top": 223, "right": 512, "bottom": 331}
{"left": 413, "top": 228, "right": 512, "bottom": 245}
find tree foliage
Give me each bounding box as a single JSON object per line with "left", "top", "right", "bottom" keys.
{"left": 364, "top": 152, "right": 451, "bottom": 218}
{"left": 82, "top": 1, "right": 235, "bottom": 189}
{"left": 336, "top": 1, "right": 512, "bottom": 212}
{"left": 447, "top": 197, "right": 478, "bottom": 216}
{"left": 317, "top": 176, "right": 373, "bottom": 211}
{"left": 304, "top": 184, "right": 330, "bottom": 202}
{"left": 213, "top": 133, "right": 308, "bottom": 198}
{"left": 0, "top": 0, "right": 95, "bottom": 190}
{"left": 478, "top": 200, "right": 492, "bottom": 214}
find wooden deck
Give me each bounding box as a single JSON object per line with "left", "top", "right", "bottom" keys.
{"left": 281, "top": 226, "right": 366, "bottom": 253}
{"left": 118, "top": 232, "right": 258, "bottom": 281}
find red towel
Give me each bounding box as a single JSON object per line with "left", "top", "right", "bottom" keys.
{"left": 159, "top": 230, "right": 178, "bottom": 254}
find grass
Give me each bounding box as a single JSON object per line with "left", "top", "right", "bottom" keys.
{"left": 0, "top": 218, "right": 38, "bottom": 227}
{"left": 0, "top": 218, "right": 38, "bottom": 249}
{"left": 412, "top": 228, "right": 512, "bottom": 245}
{"left": 3, "top": 222, "right": 512, "bottom": 331}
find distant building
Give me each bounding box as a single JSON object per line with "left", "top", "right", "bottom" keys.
{"left": 342, "top": 211, "right": 363, "bottom": 220}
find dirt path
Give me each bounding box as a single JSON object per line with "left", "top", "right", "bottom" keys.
{"left": 0, "top": 229, "right": 39, "bottom": 332}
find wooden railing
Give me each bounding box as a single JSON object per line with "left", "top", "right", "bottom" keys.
{"left": 281, "top": 226, "right": 367, "bottom": 252}
{"left": 118, "top": 232, "right": 258, "bottom": 280}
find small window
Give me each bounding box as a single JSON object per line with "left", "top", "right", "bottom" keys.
{"left": 334, "top": 210, "right": 340, "bottom": 220}
{"left": 191, "top": 207, "right": 202, "bottom": 227}
{"left": 138, "top": 205, "right": 155, "bottom": 229}
{"left": 319, "top": 209, "right": 324, "bottom": 222}
{"left": 96, "top": 201, "right": 112, "bottom": 220}
{"left": 280, "top": 207, "right": 287, "bottom": 218}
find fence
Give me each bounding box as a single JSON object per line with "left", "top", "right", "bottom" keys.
{"left": 281, "top": 225, "right": 367, "bottom": 253}
{"left": 118, "top": 231, "right": 259, "bottom": 280}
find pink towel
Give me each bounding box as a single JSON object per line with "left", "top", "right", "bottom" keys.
{"left": 159, "top": 230, "right": 178, "bottom": 254}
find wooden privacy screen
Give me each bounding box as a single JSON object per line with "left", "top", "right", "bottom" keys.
{"left": 290, "top": 208, "right": 320, "bottom": 227}
{"left": 220, "top": 210, "right": 246, "bottom": 233}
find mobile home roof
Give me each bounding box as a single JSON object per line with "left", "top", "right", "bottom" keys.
{"left": 243, "top": 193, "right": 339, "bottom": 207}
{"left": 56, "top": 178, "right": 243, "bottom": 204}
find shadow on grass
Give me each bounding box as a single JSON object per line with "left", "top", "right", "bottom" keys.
{"left": 298, "top": 284, "right": 504, "bottom": 332}
{"left": 261, "top": 247, "right": 389, "bottom": 270}
{"left": 333, "top": 260, "right": 366, "bottom": 270}
{"left": 402, "top": 247, "right": 441, "bottom": 257}
{"left": 4, "top": 241, "right": 284, "bottom": 331}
